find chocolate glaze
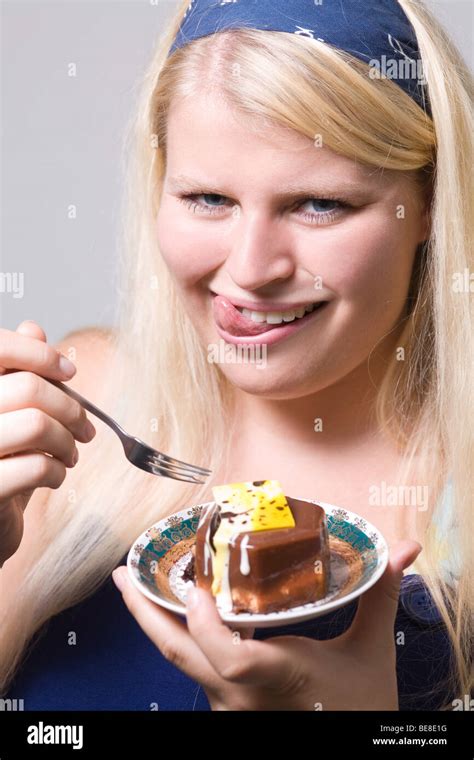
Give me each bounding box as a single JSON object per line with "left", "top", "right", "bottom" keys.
{"left": 208, "top": 506, "right": 221, "bottom": 553}
{"left": 194, "top": 496, "right": 330, "bottom": 614}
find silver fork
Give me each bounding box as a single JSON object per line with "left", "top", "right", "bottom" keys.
{"left": 45, "top": 378, "right": 211, "bottom": 484}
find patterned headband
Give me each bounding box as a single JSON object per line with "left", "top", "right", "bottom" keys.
{"left": 168, "top": 0, "right": 431, "bottom": 116}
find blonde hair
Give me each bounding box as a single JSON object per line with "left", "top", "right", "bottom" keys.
{"left": 0, "top": 0, "right": 472, "bottom": 708}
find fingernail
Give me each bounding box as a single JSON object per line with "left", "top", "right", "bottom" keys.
{"left": 112, "top": 568, "right": 126, "bottom": 592}
{"left": 58, "top": 355, "right": 76, "bottom": 377}
{"left": 83, "top": 419, "right": 96, "bottom": 440}
{"left": 186, "top": 585, "right": 199, "bottom": 609}
{"left": 72, "top": 447, "right": 79, "bottom": 466}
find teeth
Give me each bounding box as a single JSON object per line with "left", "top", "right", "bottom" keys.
{"left": 267, "top": 312, "right": 284, "bottom": 324}
{"left": 241, "top": 308, "right": 266, "bottom": 322}
{"left": 240, "top": 303, "right": 319, "bottom": 324}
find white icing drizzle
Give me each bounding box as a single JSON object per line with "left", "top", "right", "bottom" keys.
{"left": 204, "top": 539, "right": 211, "bottom": 577}
{"left": 239, "top": 533, "right": 251, "bottom": 575}
{"left": 216, "top": 554, "right": 233, "bottom": 613}
{"left": 202, "top": 503, "right": 213, "bottom": 576}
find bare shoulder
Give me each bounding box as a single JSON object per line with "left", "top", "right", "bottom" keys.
{"left": 54, "top": 326, "right": 117, "bottom": 403}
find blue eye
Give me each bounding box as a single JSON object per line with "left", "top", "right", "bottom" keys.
{"left": 301, "top": 198, "right": 338, "bottom": 213}
{"left": 178, "top": 193, "right": 349, "bottom": 225}
{"left": 178, "top": 194, "right": 226, "bottom": 215}
{"left": 200, "top": 193, "right": 225, "bottom": 206}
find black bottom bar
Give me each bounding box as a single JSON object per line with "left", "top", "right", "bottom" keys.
{"left": 0, "top": 710, "right": 472, "bottom": 757}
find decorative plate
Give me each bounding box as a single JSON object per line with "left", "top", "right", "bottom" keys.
{"left": 127, "top": 499, "right": 388, "bottom": 629}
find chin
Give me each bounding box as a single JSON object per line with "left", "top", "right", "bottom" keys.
{"left": 214, "top": 362, "right": 327, "bottom": 400}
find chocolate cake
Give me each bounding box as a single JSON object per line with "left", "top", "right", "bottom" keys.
{"left": 190, "top": 480, "right": 330, "bottom": 614}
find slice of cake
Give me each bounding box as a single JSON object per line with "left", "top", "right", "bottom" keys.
{"left": 193, "top": 480, "right": 330, "bottom": 614}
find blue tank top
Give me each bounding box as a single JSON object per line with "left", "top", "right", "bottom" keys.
{"left": 5, "top": 562, "right": 456, "bottom": 711}
{"left": 6, "top": 480, "right": 458, "bottom": 710}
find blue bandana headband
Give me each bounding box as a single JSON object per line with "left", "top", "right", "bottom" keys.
{"left": 168, "top": 0, "right": 431, "bottom": 116}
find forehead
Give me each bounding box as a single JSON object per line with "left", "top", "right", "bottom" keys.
{"left": 165, "top": 92, "right": 390, "bottom": 188}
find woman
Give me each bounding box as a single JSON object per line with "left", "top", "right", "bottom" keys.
{"left": 0, "top": 0, "right": 472, "bottom": 710}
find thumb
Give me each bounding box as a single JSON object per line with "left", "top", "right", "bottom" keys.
{"left": 349, "top": 540, "right": 423, "bottom": 644}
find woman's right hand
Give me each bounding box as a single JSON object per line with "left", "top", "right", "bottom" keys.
{"left": 0, "top": 320, "right": 97, "bottom": 567}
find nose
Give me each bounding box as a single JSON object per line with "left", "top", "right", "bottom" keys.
{"left": 224, "top": 209, "right": 296, "bottom": 290}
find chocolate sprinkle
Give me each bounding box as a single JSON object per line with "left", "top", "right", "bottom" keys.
{"left": 209, "top": 506, "right": 222, "bottom": 553}
{"left": 182, "top": 554, "right": 195, "bottom": 582}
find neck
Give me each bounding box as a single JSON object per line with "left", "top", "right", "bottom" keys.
{"left": 231, "top": 330, "right": 402, "bottom": 452}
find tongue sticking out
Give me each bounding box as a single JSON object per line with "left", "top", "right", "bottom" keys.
{"left": 213, "top": 295, "right": 277, "bottom": 337}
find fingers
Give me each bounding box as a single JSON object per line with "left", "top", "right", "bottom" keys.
{"left": 0, "top": 451, "right": 67, "bottom": 500}
{"left": 112, "top": 568, "right": 216, "bottom": 687}
{"left": 230, "top": 624, "right": 256, "bottom": 641}
{"left": 0, "top": 408, "right": 79, "bottom": 468}
{"left": 0, "top": 321, "right": 48, "bottom": 377}
{"left": 0, "top": 327, "right": 76, "bottom": 380}
{"left": 15, "top": 320, "right": 48, "bottom": 342}
{"left": 114, "top": 568, "right": 296, "bottom": 692}
{"left": 0, "top": 371, "right": 96, "bottom": 443}
{"left": 185, "top": 586, "right": 290, "bottom": 686}
{"left": 349, "top": 540, "right": 423, "bottom": 645}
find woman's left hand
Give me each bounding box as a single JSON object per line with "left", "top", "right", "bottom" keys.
{"left": 112, "top": 540, "right": 421, "bottom": 711}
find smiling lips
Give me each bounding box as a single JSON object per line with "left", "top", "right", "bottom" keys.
{"left": 212, "top": 294, "right": 325, "bottom": 337}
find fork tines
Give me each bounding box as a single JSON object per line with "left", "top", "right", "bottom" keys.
{"left": 153, "top": 452, "right": 211, "bottom": 476}
{"left": 147, "top": 453, "right": 211, "bottom": 483}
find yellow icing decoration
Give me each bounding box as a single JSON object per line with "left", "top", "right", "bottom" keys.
{"left": 209, "top": 480, "right": 295, "bottom": 598}
{"left": 212, "top": 480, "right": 295, "bottom": 531}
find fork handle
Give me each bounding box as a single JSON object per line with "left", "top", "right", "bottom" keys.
{"left": 44, "top": 377, "right": 128, "bottom": 440}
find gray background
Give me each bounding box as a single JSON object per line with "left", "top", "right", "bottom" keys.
{"left": 1, "top": 0, "right": 472, "bottom": 344}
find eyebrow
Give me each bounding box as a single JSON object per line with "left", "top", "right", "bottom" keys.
{"left": 165, "top": 174, "right": 370, "bottom": 200}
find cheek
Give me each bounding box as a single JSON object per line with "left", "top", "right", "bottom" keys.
{"left": 324, "top": 211, "right": 417, "bottom": 318}
{"left": 156, "top": 202, "right": 222, "bottom": 287}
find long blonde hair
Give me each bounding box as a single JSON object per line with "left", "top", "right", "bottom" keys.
{"left": 1, "top": 0, "right": 472, "bottom": 707}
